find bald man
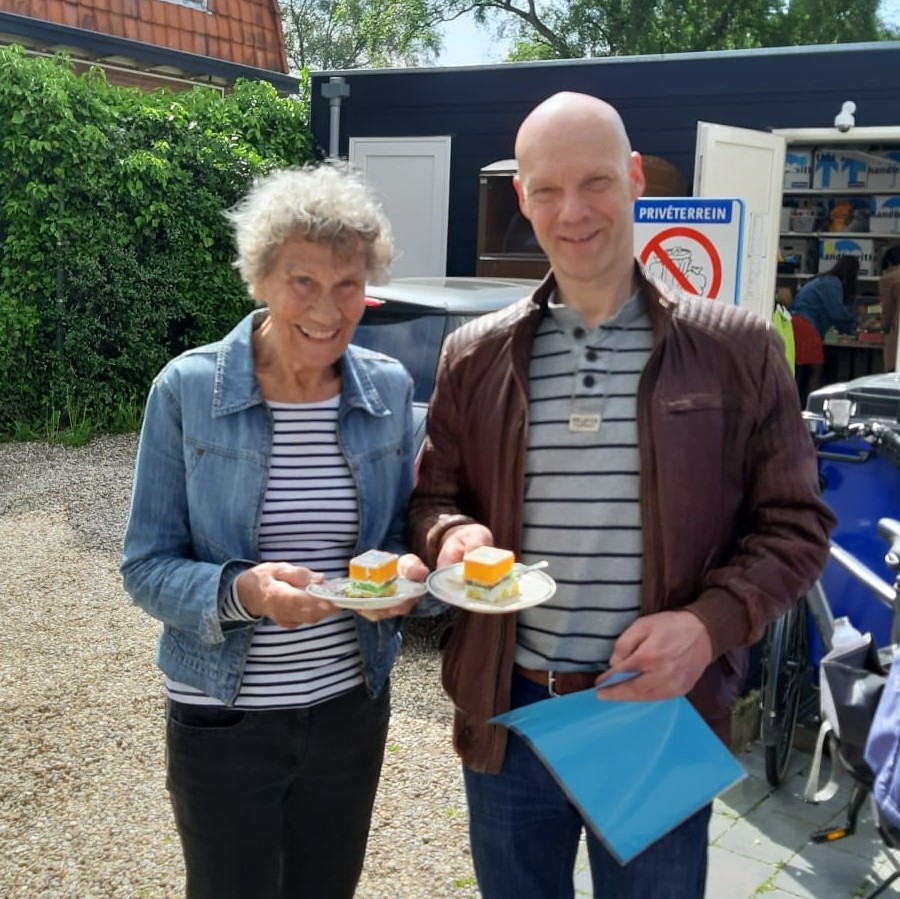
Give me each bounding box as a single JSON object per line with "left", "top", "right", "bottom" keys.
{"left": 408, "top": 92, "right": 833, "bottom": 898}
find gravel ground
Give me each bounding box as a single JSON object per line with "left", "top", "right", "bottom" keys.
{"left": 0, "top": 435, "right": 478, "bottom": 899}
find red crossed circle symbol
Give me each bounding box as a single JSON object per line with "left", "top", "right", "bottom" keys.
{"left": 639, "top": 227, "right": 722, "bottom": 299}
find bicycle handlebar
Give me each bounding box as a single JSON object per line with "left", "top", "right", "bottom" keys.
{"left": 812, "top": 418, "right": 900, "bottom": 468}
{"left": 870, "top": 421, "right": 900, "bottom": 465}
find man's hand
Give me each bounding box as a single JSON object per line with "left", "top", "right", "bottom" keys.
{"left": 595, "top": 611, "right": 714, "bottom": 702}
{"left": 436, "top": 523, "right": 494, "bottom": 569}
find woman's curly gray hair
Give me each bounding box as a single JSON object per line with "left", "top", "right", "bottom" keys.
{"left": 225, "top": 164, "right": 394, "bottom": 289}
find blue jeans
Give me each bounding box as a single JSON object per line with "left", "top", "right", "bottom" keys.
{"left": 166, "top": 683, "right": 390, "bottom": 899}
{"left": 463, "top": 672, "right": 711, "bottom": 899}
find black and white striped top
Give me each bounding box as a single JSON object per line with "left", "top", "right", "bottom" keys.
{"left": 515, "top": 291, "right": 654, "bottom": 672}
{"left": 166, "top": 396, "right": 364, "bottom": 708}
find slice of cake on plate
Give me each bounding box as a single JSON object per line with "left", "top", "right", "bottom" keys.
{"left": 348, "top": 550, "right": 399, "bottom": 598}
{"left": 463, "top": 546, "right": 520, "bottom": 603}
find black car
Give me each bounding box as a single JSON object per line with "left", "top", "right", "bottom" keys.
{"left": 353, "top": 276, "right": 539, "bottom": 449}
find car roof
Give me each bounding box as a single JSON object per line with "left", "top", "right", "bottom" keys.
{"left": 365, "top": 276, "right": 540, "bottom": 314}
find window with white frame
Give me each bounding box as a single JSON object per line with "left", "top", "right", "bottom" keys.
{"left": 159, "top": 0, "right": 208, "bottom": 11}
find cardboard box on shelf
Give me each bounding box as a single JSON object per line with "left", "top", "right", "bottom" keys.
{"left": 871, "top": 195, "right": 900, "bottom": 234}
{"left": 813, "top": 150, "right": 868, "bottom": 189}
{"left": 818, "top": 238, "right": 877, "bottom": 276}
{"left": 780, "top": 237, "right": 817, "bottom": 273}
{"left": 867, "top": 151, "right": 900, "bottom": 191}
{"left": 784, "top": 149, "right": 813, "bottom": 189}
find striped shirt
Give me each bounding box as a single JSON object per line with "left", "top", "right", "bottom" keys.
{"left": 515, "top": 291, "right": 653, "bottom": 671}
{"left": 166, "top": 396, "right": 364, "bottom": 708}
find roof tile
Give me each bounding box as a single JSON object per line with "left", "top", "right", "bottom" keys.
{"left": 148, "top": 2, "right": 165, "bottom": 27}
{"left": 190, "top": 30, "right": 207, "bottom": 57}
{"left": 136, "top": 19, "right": 154, "bottom": 44}
{"left": 61, "top": 2, "right": 78, "bottom": 28}
{"left": 92, "top": 10, "right": 111, "bottom": 33}
{"left": 177, "top": 6, "right": 193, "bottom": 33}
{"left": 163, "top": 3, "right": 179, "bottom": 31}
{"left": 121, "top": 16, "right": 139, "bottom": 41}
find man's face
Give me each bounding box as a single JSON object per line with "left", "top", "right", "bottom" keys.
{"left": 514, "top": 120, "right": 645, "bottom": 288}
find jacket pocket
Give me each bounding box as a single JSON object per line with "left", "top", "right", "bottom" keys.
{"left": 662, "top": 393, "right": 724, "bottom": 414}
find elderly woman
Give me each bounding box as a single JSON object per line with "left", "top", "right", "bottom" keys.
{"left": 121, "top": 165, "right": 430, "bottom": 899}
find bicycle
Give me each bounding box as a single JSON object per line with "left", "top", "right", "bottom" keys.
{"left": 759, "top": 397, "right": 900, "bottom": 788}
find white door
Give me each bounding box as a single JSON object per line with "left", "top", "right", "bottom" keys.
{"left": 694, "top": 123, "right": 786, "bottom": 320}
{"left": 349, "top": 137, "right": 451, "bottom": 278}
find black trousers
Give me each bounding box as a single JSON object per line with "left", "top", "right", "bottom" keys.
{"left": 165, "top": 683, "right": 390, "bottom": 899}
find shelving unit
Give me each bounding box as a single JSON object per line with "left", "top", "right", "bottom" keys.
{"left": 779, "top": 273, "right": 881, "bottom": 283}
{"left": 774, "top": 131, "right": 900, "bottom": 378}
{"left": 778, "top": 140, "right": 900, "bottom": 287}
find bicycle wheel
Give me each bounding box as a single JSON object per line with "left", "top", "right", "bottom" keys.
{"left": 760, "top": 599, "right": 809, "bottom": 787}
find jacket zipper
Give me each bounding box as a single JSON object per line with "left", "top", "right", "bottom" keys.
{"left": 636, "top": 295, "right": 672, "bottom": 617}
{"left": 487, "top": 330, "right": 531, "bottom": 762}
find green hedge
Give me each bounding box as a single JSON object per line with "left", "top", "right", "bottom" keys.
{"left": 0, "top": 46, "right": 314, "bottom": 441}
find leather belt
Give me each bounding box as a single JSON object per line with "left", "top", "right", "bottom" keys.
{"left": 514, "top": 665, "right": 602, "bottom": 697}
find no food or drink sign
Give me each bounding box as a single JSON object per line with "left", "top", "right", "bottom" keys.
{"left": 634, "top": 199, "right": 744, "bottom": 304}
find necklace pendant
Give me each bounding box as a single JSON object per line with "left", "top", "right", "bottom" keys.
{"left": 568, "top": 412, "right": 601, "bottom": 433}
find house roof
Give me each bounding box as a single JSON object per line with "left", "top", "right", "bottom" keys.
{"left": 0, "top": 0, "right": 295, "bottom": 90}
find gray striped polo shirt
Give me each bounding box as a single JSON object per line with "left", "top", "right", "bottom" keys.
{"left": 515, "top": 289, "right": 654, "bottom": 672}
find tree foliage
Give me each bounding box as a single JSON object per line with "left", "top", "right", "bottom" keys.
{"left": 0, "top": 46, "right": 314, "bottom": 438}
{"left": 280, "top": 0, "right": 444, "bottom": 70}
{"left": 452, "top": 0, "right": 899, "bottom": 60}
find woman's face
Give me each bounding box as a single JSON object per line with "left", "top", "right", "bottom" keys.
{"left": 253, "top": 236, "right": 368, "bottom": 376}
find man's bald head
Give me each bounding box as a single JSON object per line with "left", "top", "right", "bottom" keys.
{"left": 515, "top": 92, "right": 633, "bottom": 183}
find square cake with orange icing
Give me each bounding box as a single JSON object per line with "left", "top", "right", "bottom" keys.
{"left": 463, "top": 546, "right": 519, "bottom": 603}
{"left": 348, "top": 550, "right": 399, "bottom": 598}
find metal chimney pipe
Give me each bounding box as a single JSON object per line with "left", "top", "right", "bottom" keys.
{"left": 320, "top": 77, "right": 350, "bottom": 159}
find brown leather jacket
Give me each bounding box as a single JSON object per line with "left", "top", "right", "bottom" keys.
{"left": 408, "top": 269, "right": 835, "bottom": 774}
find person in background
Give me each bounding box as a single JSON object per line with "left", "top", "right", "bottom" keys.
{"left": 880, "top": 245, "right": 900, "bottom": 373}
{"left": 790, "top": 255, "right": 861, "bottom": 406}
{"left": 408, "top": 91, "right": 834, "bottom": 899}
{"left": 121, "top": 165, "right": 432, "bottom": 899}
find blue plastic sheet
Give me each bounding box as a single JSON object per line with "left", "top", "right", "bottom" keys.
{"left": 491, "top": 689, "right": 745, "bottom": 864}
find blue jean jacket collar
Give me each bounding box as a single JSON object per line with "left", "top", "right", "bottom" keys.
{"left": 212, "top": 308, "right": 391, "bottom": 421}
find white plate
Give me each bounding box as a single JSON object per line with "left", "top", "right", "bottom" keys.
{"left": 425, "top": 563, "right": 557, "bottom": 614}
{"left": 307, "top": 576, "right": 428, "bottom": 611}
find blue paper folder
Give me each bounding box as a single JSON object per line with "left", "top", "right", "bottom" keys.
{"left": 491, "top": 689, "right": 745, "bottom": 865}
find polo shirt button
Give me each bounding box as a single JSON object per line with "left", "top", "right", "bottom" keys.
{"left": 583, "top": 374, "right": 596, "bottom": 388}
{"left": 573, "top": 327, "right": 586, "bottom": 339}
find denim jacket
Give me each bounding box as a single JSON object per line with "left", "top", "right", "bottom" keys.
{"left": 122, "top": 309, "right": 427, "bottom": 703}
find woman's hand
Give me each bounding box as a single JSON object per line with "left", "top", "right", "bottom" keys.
{"left": 356, "top": 553, "right": 429, "bottom": 623}
{"left": 236, "top": 562, "right": 336, "bottom": 628}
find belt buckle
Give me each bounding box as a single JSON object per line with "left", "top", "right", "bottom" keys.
{"left": 547, "top": 670, "right": 560, "bottom": 697}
